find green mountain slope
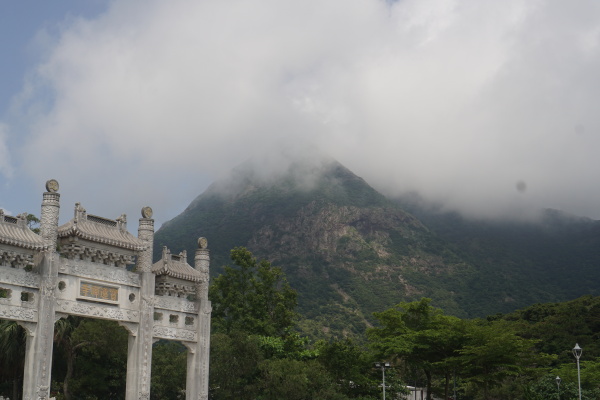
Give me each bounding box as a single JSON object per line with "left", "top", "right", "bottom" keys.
{"left": 154, "top": 158, "right": 475, "bottom": 337}
{"left": 398, "top": 196, "right": 600, "bottom": 315}
{"left": 155, "top": 157, "right": 600, "bottom": 337}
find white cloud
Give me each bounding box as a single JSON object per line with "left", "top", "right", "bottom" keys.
{"left": 6, "top": 0, "right": 600, "bottom": 222}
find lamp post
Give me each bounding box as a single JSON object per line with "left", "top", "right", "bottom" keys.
{"left": 573, "top": 343, "right": 582, "bottom": 400}
{"left": 374, "top": 362, "right": 391, "bottom": 400}
{"left": 555, "top": 376, "right": 561, "bottom": 400}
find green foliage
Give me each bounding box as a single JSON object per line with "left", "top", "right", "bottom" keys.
{"left": 368, "top": 298, "right": 468, "bottom": 400}
{"left": 458, "top": 320, "right": 553, "bottom": 399}
{"left": 151, "top": 341, "right": 187, "bottom": 400}
{"left": 209, "top": 331, "right": 264, "bottom": 400}
{"left": 256, "top": 359, "right": 348, "bottom": 400}
{"left": 523, "top": 373, "right": 600, "bottom": 400}
{"left": 500, "top": 295, "right": 600, "bottom": 363}
{"left": 210, "top": 247, "right": 298, "bottom": 337}
{"left": 56, "top": 318, "right": 129, "bottom": 400}
{"left": 26, "top": 213, "right": 40, "bottom": 234}
{"left": 0, "top": 320, "right": 26, "bottom": 400}
{"left": 315, "top": 339, "right": 381, "bottom": 398}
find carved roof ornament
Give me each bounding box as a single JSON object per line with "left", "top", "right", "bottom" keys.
{"left": 152, "top": 246, "right": 204, "bottom": 283}
{"left": 141, "top": 206, "right": 153, "bottom": 219}
{"left": 45, "top": 179, "right": 59, "bottom": 193}
{"left": 57, "top": 203, "right": 146, "bottom": 251}
{"left": 198, "top": 237, "right": 208, "bottom": 249}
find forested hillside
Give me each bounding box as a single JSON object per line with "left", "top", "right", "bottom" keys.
{"left": 399, "top": 196, "right": 600, "bottom": 315}
{"left": 155, "top": 158, "right": 477, "bottom": 337}
{"left": 155, "top": 156, "right": 600, "bottom": 337}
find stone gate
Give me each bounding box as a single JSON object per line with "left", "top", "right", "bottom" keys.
{"left": 0, "top": 180, "right": 211, "bottom": 400}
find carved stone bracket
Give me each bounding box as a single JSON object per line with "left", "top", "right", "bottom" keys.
{"left": 16, "top": 321, "right": 37, "bottom": 336}
{"left": 180, "top": 341, "right": 196, "bottom": 354}
{"left": 118, "top": 321, "right": 139, "bottom": 337}
{"left": 55, "top": 312, "right": 68, "bottom": 322}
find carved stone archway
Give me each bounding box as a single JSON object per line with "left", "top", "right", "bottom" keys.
{"left": 0, "top": 181, "right": 211, "bottom": 400}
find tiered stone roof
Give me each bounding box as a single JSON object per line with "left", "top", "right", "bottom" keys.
{"left": 152, "top": 247, "right": 204, "bottom": 283}
{"left": 0, "top": 210, "right": 47, "bottom": 250}
{"left": 57, "top": 203, "right": 145, "bottom": 251}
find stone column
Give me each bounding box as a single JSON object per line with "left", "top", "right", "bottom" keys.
{"left": 186, "top": 238, "right": 211, "bottom": 400}
{"left": 40, "top": 179, "right": 60, "bottom": 250}
{"left": 23, "top": 181, "right": 61, "bottom": 400}
{"left": 126, "top": 207, "right": 156, "bottom": 400}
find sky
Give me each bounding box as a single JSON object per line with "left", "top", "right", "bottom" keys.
{"left": 1, "top": 0, "right": 600, "bottom": 230}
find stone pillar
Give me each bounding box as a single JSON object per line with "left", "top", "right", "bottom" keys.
{"left": 126, "top": 207, "right": 155, "bottom": 400}
{"left": 187, "top": 238, "right": 211, "bottom": 400}
{"left": 135, "top": 206, "right": 155, "bottom": 273}
{"left": 23, "top": 181, "right": 61, "bottom": 400}
{"left": 39, "top": 179, "right": 60, "bottom": 250}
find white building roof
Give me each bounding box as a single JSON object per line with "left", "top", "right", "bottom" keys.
{"left": 57, "top": 203, "right": 146, "bottom": 251}
{"left": 0, "top": 211, "right": 47, "bottom": 250}
{"left": 152, "top": 247, "right": 204, "bottom": 283}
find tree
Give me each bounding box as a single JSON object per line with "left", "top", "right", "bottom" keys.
{"left": 209, "top": 247, "right": 298, "bottom": 337}
{"left": 315, "top": 339, "right": 381, "bottom": 399}
{"left": 52, "top": 318, "right": 129, "bottom": 400}
{"left": 25, "top": 213, "right": 40, "bottom": 234}
{"left": 257, "top": 358, "right": 348, "bottom": 400}
{"left": 151, "top": 341, "right": 187, "bottom": 400}
{"left": 368, "top": 298, "right": 467, "bottom": 400}
{"left": 458, "top": 319, "right": 552, "bottom": 399}
{"left": 209, "top": 331, "right": 264, "bottom": 400}
{"left": 209, "top": 248, "right": 299, "bottom": 399}
{"left": 53, "top": 316, "right": 87, "bottom": 400}
{"left": 0, "top": 320, "right": 26, "bottom": 400}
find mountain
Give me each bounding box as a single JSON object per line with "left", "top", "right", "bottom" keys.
{"left": 154, "top": 158, "right": 476, "bottom": 337}
{"left": 154, "top": 157, "right": 600, "bottom": 337}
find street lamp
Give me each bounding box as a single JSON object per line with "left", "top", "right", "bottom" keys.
{"left": 374, "top": 362, "right": 391, "bottom": 400}
{"left": 555, "top": 376, "right": 561, "bottom": 400}
{"left": 573, "top": 343, "right": 582, "bottom": 400}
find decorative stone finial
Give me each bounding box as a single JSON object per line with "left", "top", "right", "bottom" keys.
{"left": 45, "top": 179, "right": 59, "bottom": 193}
{"left": 141, "top": 206, "right": 153, "bottom": 219}
{"left": 198, "top": 237, "right": 208, "bottom": 249}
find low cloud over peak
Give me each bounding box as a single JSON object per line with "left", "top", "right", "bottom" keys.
{"left": 2, "top": 0, "right": 600, "bottom": 224}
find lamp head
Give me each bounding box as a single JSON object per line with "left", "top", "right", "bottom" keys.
{"left": 573, "top": 343, "right": 583, "bottom": 359}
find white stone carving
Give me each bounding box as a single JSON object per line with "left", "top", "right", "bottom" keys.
{"left": 154, "top": 295, "right": 197, "bottom": 313}
{"left": 55, "top": 299, "right": 139, "bottom": 322}
{"left": 0, "top": 266, "right": 40, "bottom": 288}
{"left": 0, "top": 303, "right": 37, "bottom": 321}
{"left": 153, "top": 326, "right": 197, "bottom": 342}
{"left": 0, "top": 250, "right": 36, "bottom": 269}
{"left": 60, "top": 260, "right": 140, "bottom": 286}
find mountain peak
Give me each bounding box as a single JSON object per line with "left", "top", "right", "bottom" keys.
{"left": 192, "top": 155, "right": 389, "bottom": 209}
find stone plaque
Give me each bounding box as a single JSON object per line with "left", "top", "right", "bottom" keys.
{"left": 79, "top": 280, "right": 119, "bottom": 304}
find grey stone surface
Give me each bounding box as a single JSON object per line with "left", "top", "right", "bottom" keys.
{"left": 0, "top": 181, "right": 211, "bottom": 400}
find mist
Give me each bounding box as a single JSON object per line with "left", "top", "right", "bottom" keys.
{"left": 2, "top": 0, "right": 600, "bottom": 225}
